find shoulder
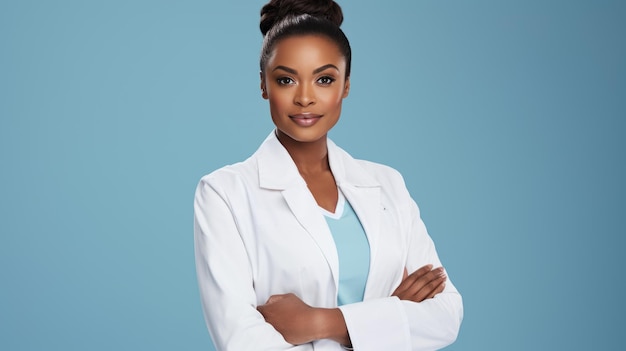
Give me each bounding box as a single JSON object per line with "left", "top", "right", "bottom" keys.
{"left": 197, "top": 131, "right": 280, "bottom": 190}
{"left": 355, "top": 158, "right": 404, "bottom": 181}
{"left": 354, "top": 158, "right": 410, "bottom": 196}
{"left": 331, "top": 141, "right": 407, "bottom": 188}
{"left": 196, "top": 155, "right": 259, "bottom": 199}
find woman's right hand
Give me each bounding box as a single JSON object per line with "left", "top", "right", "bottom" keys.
{"left": 392, "top": 264, "right": 447, "bottom": 302}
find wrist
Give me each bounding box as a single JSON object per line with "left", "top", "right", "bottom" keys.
{"left": 313, "top": 308, "right": 351, "bottom": 347}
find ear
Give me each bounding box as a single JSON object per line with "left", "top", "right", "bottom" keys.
{"left": 342, "top": 76, "right": 350, "bottom": 99}
{"left": 260, "top": 71, "right": 268, "bottom": 100}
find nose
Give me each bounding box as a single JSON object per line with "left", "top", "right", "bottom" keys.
{"left": 294, "top": 83, "right": 315, "bottom": 107}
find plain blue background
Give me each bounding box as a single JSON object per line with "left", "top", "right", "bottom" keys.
{"left": 1, "top": 0, "right": 624, "bottom": 350}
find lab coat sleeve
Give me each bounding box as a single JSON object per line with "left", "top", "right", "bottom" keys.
{"left": 338, "top": 200, "right": 463, "bottom": 351}
{"left": 194, "top": 177, "right": 306, "bottom": 351}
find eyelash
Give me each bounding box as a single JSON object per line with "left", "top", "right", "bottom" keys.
{"left": 275, "top": 76, "right": 336, "bottom": 86}
{"left": 317, "top": 76, "right": 335, "bottom": 85}
{"left": 276, "top": 77, "right": 295, "bottom": 85}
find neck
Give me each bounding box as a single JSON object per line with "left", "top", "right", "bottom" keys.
{"left": 276, "top": 130, "right": 330, "bottom": 175}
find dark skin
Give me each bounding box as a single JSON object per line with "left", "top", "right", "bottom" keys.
{"left": 256, "top": 35, "right": 448, "bottom": 347}
{"left": 277, "top": 130, "right": 338, "bottom": 212}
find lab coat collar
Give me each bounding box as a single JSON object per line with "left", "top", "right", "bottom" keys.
{"left": 257, "top": 130, "right": 380, "bottom": 190}
{"left": 256, "top": 131, "right": 302, "bottom": 190}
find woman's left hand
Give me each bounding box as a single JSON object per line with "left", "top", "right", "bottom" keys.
{"left": 392, "top": 264, "right": 447, "bottom": 302}
{"left": 257, "top": 293, "right": 320, "bottom": 345}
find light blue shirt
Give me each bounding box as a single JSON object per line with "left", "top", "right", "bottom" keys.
{"left": 322, "top": 191, "right": 371, "bottom": 306}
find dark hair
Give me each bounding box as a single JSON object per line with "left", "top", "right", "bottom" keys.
{"left": 259, "top": 0, "right": 351, "bottom": 78}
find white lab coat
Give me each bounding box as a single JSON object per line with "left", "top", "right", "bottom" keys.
{"left": 194, "top": 131, "right": 463, "bottom": 351}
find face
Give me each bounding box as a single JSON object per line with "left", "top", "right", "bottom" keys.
{"left": 261, "top": 35, "right": 350, "bottom": 144}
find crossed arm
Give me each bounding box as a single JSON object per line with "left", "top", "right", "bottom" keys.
{"left": 257, "top": 264, "right": 447, "bottom": 347}
{"left": 195, "top": 177, "right": 462, "bottom": 350}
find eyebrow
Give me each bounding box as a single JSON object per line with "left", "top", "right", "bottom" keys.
{"left": 272, "top": 64, "right": 340, "bottom": 75}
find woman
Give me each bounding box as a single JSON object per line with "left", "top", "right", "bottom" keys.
{"left": 194, "top": 1, "right": 463, "bottom": 350}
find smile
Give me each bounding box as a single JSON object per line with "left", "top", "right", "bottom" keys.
{"left": 289, "top": 113, "right": 323, "bottom": 127}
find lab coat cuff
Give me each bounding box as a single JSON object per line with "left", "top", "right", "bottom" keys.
{"left": 338, "top": 296, "right": 411, "bottom": 351}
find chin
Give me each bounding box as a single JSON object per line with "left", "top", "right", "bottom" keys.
{"left": 277, "top": 128, "right": 328, "bottom": 144}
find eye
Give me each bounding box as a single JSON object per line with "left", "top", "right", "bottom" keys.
{"left": 276, "top": 77, "right": 295, "bottom": 85}
{"left": 317, "top": 76, "right": 335, "bottom": 85}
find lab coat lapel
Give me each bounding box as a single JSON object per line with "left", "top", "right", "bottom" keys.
{"left": 328, "top": 140, "right": 382, "bottom": 291}
{"left": 281, "top": 187, "right": 340, "bottom": 288}
{"left": 257, "top": 132, "right": 340, "bottom": 289}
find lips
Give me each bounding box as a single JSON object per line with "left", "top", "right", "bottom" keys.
{"left": 289, "top": 113, "right": 322, "bottom": 127}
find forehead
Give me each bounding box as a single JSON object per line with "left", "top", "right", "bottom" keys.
{"left": 267, "top": 35, "right": 346, "bottom": 71}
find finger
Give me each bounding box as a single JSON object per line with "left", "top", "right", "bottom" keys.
{"left": 393, "top": 265, "right": 433, "bottom": 296}
{"left": 406, "top": 266, "right": 443, "bottom": 292}
{"left": 414, "top": 264, "right": 434, "bottom": 276}
{"left": 416, "top": 271, "right": 447, "bottom": 301}
{"left": 400, "top": 267, "right": 446, "bottom": 301}
{"left": 428, "top": 281, "right": 446, "bottom": 299}
{"left": 394, "top": 264, "right": 433, "bottom": 296}
{"left": 266, "top": 293, "right": 289, "bottom": 304}
{"left": 412, "top": 275, "right": 446, "bottom": 302}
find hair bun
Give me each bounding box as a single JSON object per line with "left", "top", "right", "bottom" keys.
{"left": 260, "top": 0, "right": 344, "bottom": 36}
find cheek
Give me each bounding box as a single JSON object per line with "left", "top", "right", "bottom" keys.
{"left": 320, "top": 89, "right": 346, "bottom": 108}
{"left": 268, "top": 94, "right": 289, "bottom": 112}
